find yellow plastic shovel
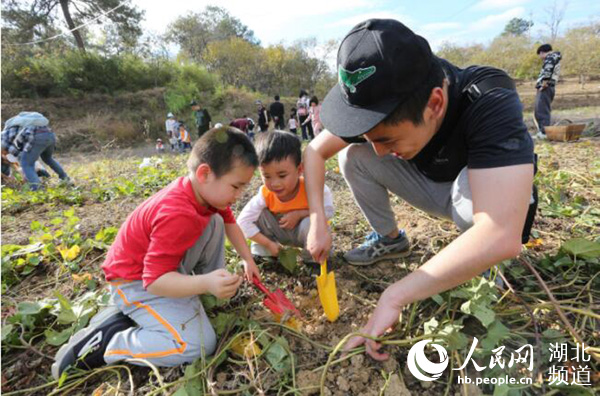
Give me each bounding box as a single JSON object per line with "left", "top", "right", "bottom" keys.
{"left": 317, "top": 260, "right": 339, "bottom": 322}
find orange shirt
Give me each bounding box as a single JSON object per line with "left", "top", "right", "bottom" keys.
{"left": 261, "top": 178, "right": 308, "bottom": 214}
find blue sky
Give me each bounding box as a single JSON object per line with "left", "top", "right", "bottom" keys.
{"left": 135, "top": 0, "right": 599, "bottom": 50}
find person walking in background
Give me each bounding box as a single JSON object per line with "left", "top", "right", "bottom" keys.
{"left": 534, "top": 44, "right": 562, "bottom": 139}
{"left": 1, "top": 111, "right": 71, "bottom": 191}
{"left": 165, "top": 112, "right": 178, "bottom": 151}
{"left": 302, "top": 96, "right": 323, "bottom": 137}
{"left": 191, "top": 100, "right": 212, "bottom": 139}
{"left": 257, "top": 101, "right": 269, "bottom": 133}
{"left": 269, "top": 95, "right": 285, "bottom": 130}
{"left": 296, "top": 90, "right": 313, "bottom": 140}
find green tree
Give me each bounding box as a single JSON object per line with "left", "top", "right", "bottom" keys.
{"left": 502, "top": 18, "right": 533, "bottom": 36}
{"left": 1, "top": 0, "right": 143, "bottom": 53}
{"left": 203, "top": 37, "right": 262, "bottom": 89}
{"left": 166, "top": 5, "right": 259, "bottom": 63}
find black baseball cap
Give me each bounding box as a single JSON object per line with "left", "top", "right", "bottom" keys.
{"left": 321, "top": 19, "right": 436, "bottom": 138}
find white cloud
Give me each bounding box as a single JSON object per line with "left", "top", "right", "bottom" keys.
{"left": 469, "top": 7, "right": 526, "bottom": 32}
{"left": 419, "top": 22, "right": 461, "bottom": 33}
{"left": 472, "top": 0, "right": 530, "bottom": 11}
{"left": 134, "top": 0, "right": 375, "bottom": 45}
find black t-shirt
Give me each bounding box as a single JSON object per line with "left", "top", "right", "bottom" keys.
{"left": 342, "top": 58, "right": 534, "bottom": 182}
{"left": 269, "top": 101, "right": 285, "bottom": 119}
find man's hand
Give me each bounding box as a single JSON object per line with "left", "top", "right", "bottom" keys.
{"left": 242, "top": 258, "right": 261, "bottom": 282}
{"left": 344, "top": 294, "right": 402, "bottom": 361}
{"left": 279, "top": 211, "right": 304, "bottom": 229}
{"left": 205, "top": 269, "right": 242, "bottom": 299}
{"left": 307, "top": 220, "right": 331, "bottom": 263}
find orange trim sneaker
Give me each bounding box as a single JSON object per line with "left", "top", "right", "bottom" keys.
{"left": 51, "top": 306, "right": 134, "bottom": 379}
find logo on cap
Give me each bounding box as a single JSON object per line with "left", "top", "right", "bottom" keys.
{"left": 338, "top": 66, "right": 376, "bottom": 94}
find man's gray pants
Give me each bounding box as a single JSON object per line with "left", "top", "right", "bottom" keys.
{"left": 104, "top": 215, "right": 225, "bottom": 367}
{"left": 251, "top": 209, "right": 312, "bottom": 260}
{"left": 534, "top": 86, "right": 555, "bottom": 134}
{"left": 338, "top": 143, "right": 475, "bottom": 237}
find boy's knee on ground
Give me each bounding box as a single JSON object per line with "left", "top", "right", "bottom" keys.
{"left": 183, "top": 324, "right": 217, "bottom": 360}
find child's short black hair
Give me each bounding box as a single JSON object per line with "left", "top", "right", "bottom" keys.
{"left": 309, "top": 96, "right": 319, "bottom": 106}
{"left": 187, "top": 126, "right": 258, "bottom": 177}
{"left": 255, "top": 130, "right": 302, "bottom": 167}
{"left": 274, "top": 95, "right": 280, "bottom": 101}
{"left": 537, "top": 44, "right": 552, "bottom": 54}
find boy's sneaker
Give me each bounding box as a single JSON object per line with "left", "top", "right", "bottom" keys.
{"left": 344, "top": 230, "right": 410, "bottom": 266}
{"left": 51, "top": 306, "right": 134, "bottom": 380}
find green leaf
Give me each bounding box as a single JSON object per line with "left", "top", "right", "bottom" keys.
{"left": 265, "top": 337, "right": 291, "bottom": 373}
{"left": 18, "top": 301, "right": 49, "bottom": 315}
{"left": 438, "top": 322, "right": 468, "bottom": 351}
{"left": 481, "top": 320, "right": 510, "bottom": 350}
{"left": 50, "top": 217, "right": 63, "bottom": 226}
{"left": 278, "top": 248, "right": 299, "bottom": 274}
{"left": 211, "top": 313, "right": 236, "bottom": 336}
{"left": 1, "top": 324, "right": 15, "bottom": 342}
{"left": 200, "top": 295, "right": 217, "bottom": 310}
{"left": 423, "top": 317, "right": 439, "bottom": 334}
{"left": 492, "top": 384, "right": 511, "bottom": 396}
{"left": 45, "top": 328, "right": 73, "bottom": 346}
{"left": 431, "top": 294, "right": 444, "bottom": 305}
{"left": 461, "top": 301, "right": 495, "bottom": 328}
{"left": 562, "top": 238, "right": 600, "bottom": 259}
{"left": 54, "top": 291, "right": 77, "bottom": 324}
{"left": 30, "top": 221, "right": 42, "bottom": 231}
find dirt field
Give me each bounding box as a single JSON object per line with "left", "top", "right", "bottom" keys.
{"left": 1, "top": 93, "right": 599, "bottom": 394}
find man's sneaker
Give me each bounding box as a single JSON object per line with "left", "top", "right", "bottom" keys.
{"left": 51, "top": 306, "right": 134, "bottom": 380}
{"left": 344, "top": 230, "right": 410, "bottom": 266}
{"left": 534, "top": 131, "right": 547, "bottom": 140}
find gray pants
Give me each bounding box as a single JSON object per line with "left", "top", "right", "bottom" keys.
{"left": 534, "top": 86, "right": 555, "bottom": 134}
{"left": 338, "top": 143, "right": 474, "bottom": 236}
{"left": 251, "top": 209, "right": 312, "bottom": 260}
{"left": 104, "top": 215, "right": 225, "bottom": 367}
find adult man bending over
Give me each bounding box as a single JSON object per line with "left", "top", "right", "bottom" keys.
{"left": 304, "top": 19, "right": 536, "bottom": 360}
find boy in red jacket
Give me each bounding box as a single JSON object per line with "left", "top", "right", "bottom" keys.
{"left": 53, "top": 127, "right": 260, "bottom": 378}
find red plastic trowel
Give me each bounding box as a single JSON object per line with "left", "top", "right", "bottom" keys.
{"left": 252, "top": 276, "right": 301, "bottom": 318}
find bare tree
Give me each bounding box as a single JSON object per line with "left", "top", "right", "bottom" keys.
{"left": 544, "top": 0, "right": 568, "bottom": 42}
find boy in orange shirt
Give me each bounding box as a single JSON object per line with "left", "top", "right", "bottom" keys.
{"left": 52, "top": 127, "right": 260, "bottom": 378}
{"left": 237, "top": 131, "right": 334, "bottom": 262}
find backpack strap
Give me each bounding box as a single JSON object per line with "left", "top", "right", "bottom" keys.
{"left": 462, "top": 74, "right": 539, "bottom": 243}
{"left": 462, "top": 75, "right": 516, "bottom": 103}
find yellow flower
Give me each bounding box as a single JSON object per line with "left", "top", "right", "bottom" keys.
{"left": 58, "top": 245, "right": 81, "bottom": 261}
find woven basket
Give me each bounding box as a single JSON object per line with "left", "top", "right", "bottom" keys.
{"left": 545, "top": 124, "right": 586, "bottom": 142}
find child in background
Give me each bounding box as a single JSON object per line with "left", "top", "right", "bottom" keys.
{"left": 237, "top": 131, "right": 334, "bottom": 263}
{"left": 179, "top": 122, "right": 192, "bottom": 151}
{"left": 165, "top": 113, "right": 178, "bottom": 151}
{"left": 302, "top": 96, "right": 323, "bottom": 137}
{"left": 52, "top": 127, "right": 261, "bottom": 379}
{"left": 156, "top": 138, "right": 165, "bottom": 153}
{"left": 288, "top": 113, "right": 298, "bottom": 135}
